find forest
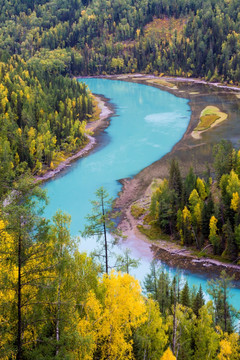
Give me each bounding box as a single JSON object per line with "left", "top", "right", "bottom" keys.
{"left": 0, "top": 177, "right": 240, "bottom": 359}
{"left": 1, "top": 0, "right": 240, "bottom": 359}
{"left": 147, "top": 141, "right": 240, "bottom": 262}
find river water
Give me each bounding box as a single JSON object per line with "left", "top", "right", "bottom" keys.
{"left": 43, "top": 78, "right": 240, "bottom": 308}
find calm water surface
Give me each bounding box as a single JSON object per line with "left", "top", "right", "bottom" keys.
{"left": 44, "top": 79, "right": 240, "bottom": 308}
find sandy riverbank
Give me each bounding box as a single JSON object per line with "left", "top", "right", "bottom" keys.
{"left": 35, "top": 95, "right": 113, "bottom": 183}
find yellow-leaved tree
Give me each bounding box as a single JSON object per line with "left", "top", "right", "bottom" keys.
{"left": 218, "top": 332, "right": 240, "bottom": 360}
{"left": 161, "top": 347, "right": 176, "bottom": 360}
{"left": 0, "top": 215, "right": 16, "bottom": 360}
{"left": 78, "top": 271, "right": 147, "bottom": 360}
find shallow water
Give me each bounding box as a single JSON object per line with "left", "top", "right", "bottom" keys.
{"left": 43, "top": 78, "right": 240, "bottom": 309}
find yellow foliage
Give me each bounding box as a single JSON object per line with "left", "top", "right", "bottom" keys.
{"left": 194, "top": 202, "right": 202, "bottom": 226}
{"left": 88, "top": 14, "right": 96, "bottom": 20}
{"left": 161, "top": 347, "right": 176, "bottom": 360}
{"left": 0, "top": 83, "right": 8, "bottom": 112}
{"left": 15, "top": 152, "right": 20, "bottom": 166}
{"left": 218, "top": 339, "right": 232, "bottom": 359}
{"left": 226, "top": 170, "right": 240, "bottom": 197}
{"left": 209, "top": 215, "right": 219, "bottom": 246}
{"left": 182, "top": 206, "right": 192, "bottom": 225}
{"left": 79, "top": 272, "right": 147, "bottom": 360}
{"left": 218, "top": 332, "right": 240, "bottom": 360}
{"left": 209, "top": 216, "right": 218, "bottom": 234}
{"left": 189, "top": 189, "right": 200, "bottom": 207}
{"left": 196, "top": 177, "right": 207, "bottom": 200}
{"left": 231, "top": 192, "right": 240, "bottom": 212}
{"left": 28, "top": 127, "right": 36, "bottom": 139}
{"left": 0, "top": 216, "right": 16, "bottom": 352}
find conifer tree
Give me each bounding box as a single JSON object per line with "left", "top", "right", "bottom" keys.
{"left": 180, "top": 282, "right": 191, "bottom": 308}
{"left": 184, "top": 166, "right": 197, "bottom": 203}
{"left": 193, "top": 285, "right": 205, "bottom": 317}
{"left": 82, "top": 186, "right": 121, "bottom": 274}
{"left": 169, "top": 158, "right": 182, "bottom": 203}
{"left": 207, "top": 271, "right": 239, "bottom": 333}
{"left": 202, "top": 192, "right": 214, "bottom": 238}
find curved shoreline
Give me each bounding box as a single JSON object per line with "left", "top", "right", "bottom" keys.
{"left": 35, "top": 95, "right": 114, "bottom": 183}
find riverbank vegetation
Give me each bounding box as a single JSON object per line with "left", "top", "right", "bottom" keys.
{"left": 0, "top": 55, "right": 94, "bottom": 198}
{"left": 141, "top": 141, "right": 240, "bottom": 263}
{"left": 0, "top": 178, "right": 239, "bottom": 359}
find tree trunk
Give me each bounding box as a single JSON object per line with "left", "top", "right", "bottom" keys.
{"left": 101, "top": 195, "right": 108, "bottom": 274}
{"left": 224, "top": 285, "right": 227, "bottom": 332}
{"left": 17, "top": 235, "right": 22, "bottom": 360}
{"left": 172, "top": 299, "right": 177, "bottom": 356}
{"left": 56, "top": 279, "right": 61, "bottom": 356}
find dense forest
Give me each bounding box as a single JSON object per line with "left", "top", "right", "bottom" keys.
{"left": 1, "top": 0, "right": 240, "bottom": 359}
{"left": 145, "top": 141, "right": 240, "bottom": 262}
{"left": 0, "top": 55, "right": 93, "bottom": 198}
{"left": 0, "top": 0, "right": 240, "bottom": 81}
{"left": 0, "top": 178, "right": 239, "bottom": 359}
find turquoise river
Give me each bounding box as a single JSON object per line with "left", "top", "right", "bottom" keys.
{"left": 43, "top": 78, "right": 240, "bottom": 309}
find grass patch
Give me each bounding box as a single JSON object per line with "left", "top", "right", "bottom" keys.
{"left": 195, "top": 114, "right": 220, "bottom": 131}
{"left": 131, "top": 203, "right": 146, "bottom": 219}
{"left": 138, "top": 222, "right": 170, "bottom": 241}
{"left": 147, "top": 78, "right": 176, "bottom": 88}
{"left": 193, "top": 105, "right": 228, "bottom": 132}
{"left": 137, "top": 224, "right": 163, "bottom": 240}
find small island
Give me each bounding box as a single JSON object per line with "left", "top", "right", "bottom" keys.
{"left": 192, "top": 105, "right": 228, "bottom": 139}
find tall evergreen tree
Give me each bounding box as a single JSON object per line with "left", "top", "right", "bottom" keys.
{"left": 207, "top": 271, "right": 239, "bottom": 333}
{"left": 82, "top": 187, "right": 121, "bottom": 274}
{"left": 180, "top": 281, "right": 190, "bottom": 308}
{"left": 184, "top": 166, "right": 197, "bottom": 203}
{"left": 193, "top": 285, "right": 205, "bottom": 317}
{"left": 169, "top": 158, "right": 183, "bottom": 203}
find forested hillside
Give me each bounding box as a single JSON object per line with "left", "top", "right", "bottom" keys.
{"left": 144, "top": 141, "right": 240, "bottom": 262}
{"left": 0, "top": 0, "right": 240, "bottom": 81}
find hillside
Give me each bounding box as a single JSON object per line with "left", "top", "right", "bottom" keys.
{"left": 0, "top": 0, "right": 240, "bottom": 81}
